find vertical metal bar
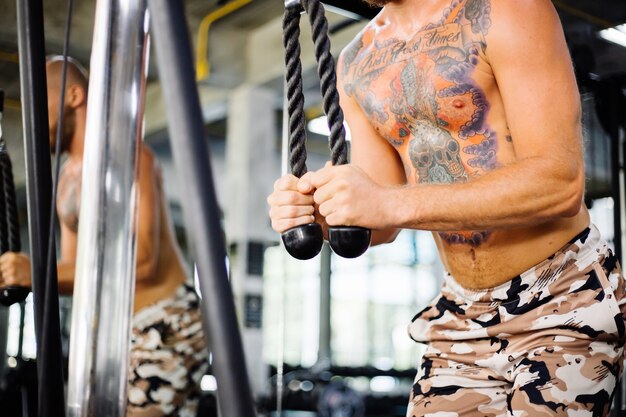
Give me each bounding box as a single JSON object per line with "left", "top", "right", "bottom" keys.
{"left": 607, "top": 81, "right": 625, "bottom": 417}
{"left": 66, "top": 0, "right": 148, "bottom": 415}
{"left": 621, "top": 99, "right": 626, "bottom": 417}
{"left": 277, "top": 84, "right": 289, "bottom": 417}
{"left": 147, "top": 1, "right": 256, "bottom": 416}
{"left": 15, "top": 0, "right": 66, "bottom": 415}
{"left": 610, "top": 84, "right": 623, "bottom": 265}
{"left": 318, "top": 243, "right": 332, "bottom": 364}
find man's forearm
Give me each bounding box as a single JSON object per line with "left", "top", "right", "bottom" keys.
{"left": 390, "top": 156, "right": 584, "bottom": 232}
{"left": 56, "top": 261, "right": 76, "bottom": 295}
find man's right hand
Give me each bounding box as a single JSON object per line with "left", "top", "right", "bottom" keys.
{"left": 267, "top": 174, "right": 317, "bottom": 234}
{"left": 0, "top": 252, "right": 32, "bottom": 288}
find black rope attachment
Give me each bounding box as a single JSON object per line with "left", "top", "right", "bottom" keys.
{"left": 281, "top": 0, "right": 370, "bottom": 260}
{"left": 0, "top": 89, "right": 28, "bottom": 306}
{"left": 283, "top": 7, "right": 309, "bottom": 178}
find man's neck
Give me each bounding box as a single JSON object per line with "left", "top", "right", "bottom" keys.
{"left": 67, "top": 108, "right": 86, "bottom": 162}
{"left": 380, "top": 0, "right": 445, "bottom": 29}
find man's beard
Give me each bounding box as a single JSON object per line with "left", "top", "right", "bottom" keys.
{"left": 50, "top": 107, "right": 75, "bottom": 154}
{"left": 362, "top": 0, "right": 394, "bottom": 7}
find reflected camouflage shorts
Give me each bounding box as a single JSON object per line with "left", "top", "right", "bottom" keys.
{"left": 127, "top": 283, "right": 208, "bottom": 417}
{"left": 408, "top": 225, "right": 626, "bottom": 417}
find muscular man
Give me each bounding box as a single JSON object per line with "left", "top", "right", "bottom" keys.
{"left": 268, "top": 0, "right": 626, "bottom": 415}
{"left": 0, "top": 57, "right": 207, "bottom": 416}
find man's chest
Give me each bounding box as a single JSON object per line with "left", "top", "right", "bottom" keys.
{"left": 342, "top": 17, "right": 505, "bottom": 183}
{"left": 347, "top": 21, "right": 488, "bottom": 132}
{"left": 57, "top": 164, "right": 82, "bottom": 232}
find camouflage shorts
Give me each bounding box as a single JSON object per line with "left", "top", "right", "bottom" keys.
{"left": 127, "top": 283, "right": 208, "bottom": 417}
{"left": 408, "top": 225, "right": 626, "bottom": 417}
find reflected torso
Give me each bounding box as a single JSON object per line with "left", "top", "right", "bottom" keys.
{"left": 57, "top": 148, "right": 188, "bottom": 312}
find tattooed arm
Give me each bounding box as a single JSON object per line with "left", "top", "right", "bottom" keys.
{"left": 341, "top": 56, "right": 407, "bottom": 245}
{"left": 392, "top": 0, "right": 584, "bottom": 231}
{"left": 305, "top": 0, "right": 585, "bottom": 232}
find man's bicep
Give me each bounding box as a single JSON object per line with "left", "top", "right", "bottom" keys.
{"left": 347, "top": 108, "right": 406, "bottom": 187}
{"left": 60, "top": 221, "right": 78, "bottom": 262}
{"left": 135, "top": 149, "right": 160, "bottom": 263}
{"left": 487, "top": 0, "right": 582, "bottom": 161}
{"left": 337, "top": 78, "right": 406, "bottom": 187}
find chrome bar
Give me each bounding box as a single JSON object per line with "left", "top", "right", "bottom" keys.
{"left": 318, "top": 243, "right": 332, "bottom": 363}
{"left": 67, "top": 0, "right": 149, "bottom": 415}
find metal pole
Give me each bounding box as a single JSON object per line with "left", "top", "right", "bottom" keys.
{"left": 615, "top": 90, "right": 626, "bottom": 417}
{"left": 621, "top": 96, "right": 626, "bottom": 417}
{"left": 15, "top": 0, "right": 66, "bottom": 415}
{"left": 607, "top": 80, "right": 625, "bottom": 417}
{"left": 66, "top": 0, "right": 148, "bottom": 415}
{"left": 318, "top": 243, "right": 332, "bottom": 364}
{"left": 147, "top": 1, "right": 257, "bottom": 416}
{"left": 610, "top": 81, "right": 623, "bottom": 266}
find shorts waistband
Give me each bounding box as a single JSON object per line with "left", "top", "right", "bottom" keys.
{"left": 443, "top": 224, "right": 607, "bottom": 303}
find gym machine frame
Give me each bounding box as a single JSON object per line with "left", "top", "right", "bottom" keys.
{"left": 16, "top": 0, "right": 67, "bottom": 415}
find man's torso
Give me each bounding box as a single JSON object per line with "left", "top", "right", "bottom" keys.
{"left": 342, "top": 0, "right": 589, "bottom": 288}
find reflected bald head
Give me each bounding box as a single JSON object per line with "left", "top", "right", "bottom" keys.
{"left": 45, "top": 57, "right": 89, "bottom": 154}
{"left": 46, "top": 57, "right": 88, "bottom": 96}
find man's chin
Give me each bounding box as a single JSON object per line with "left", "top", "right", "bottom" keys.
{"left": 49, "top": 138, "right": 63, "bottom": 154}
{"left": 362, "top": 0, "right": 394, "bottom": 7}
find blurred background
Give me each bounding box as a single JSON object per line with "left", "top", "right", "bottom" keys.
{"left": 0, "top": 0, "right": 625, "bottom": 416}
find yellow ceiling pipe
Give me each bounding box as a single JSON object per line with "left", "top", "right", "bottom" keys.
{"left": 0, "top": 51, "right": 19, "bottom": 64}
{"left": 195, "top": 0, "right": 253, "bottom": 81}
{"left": 4, "top": 98, "right": 22, "bottom": 110}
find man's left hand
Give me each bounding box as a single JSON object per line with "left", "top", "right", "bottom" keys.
{"left": 299, "top": 163, "right": 396, "bottom": 230}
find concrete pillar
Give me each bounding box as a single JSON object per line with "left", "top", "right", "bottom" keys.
{"left": 225, "top": 85, "right": 279, "bottom": 395}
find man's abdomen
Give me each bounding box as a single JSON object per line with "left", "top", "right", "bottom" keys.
{"left": 435, "top": 208, "right": 591, "bottom": 289}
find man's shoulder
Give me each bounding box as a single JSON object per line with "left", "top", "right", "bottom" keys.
{"left": 139, "top": 144, "right": 159, "bottom": 167}
{"left": 138, "top": 144, "right": 164, "bottom": 185}
{"left": 338, "top": 21, "right": 380, "bottom": 78}
{"left": 484, "top": 0, "right": 563, "bottom": 55}
{"left": 487, "top": 0, "right": 559, "bottom": 31}
{"left": 140, "top": 143, "right": 155, "bottom": 157}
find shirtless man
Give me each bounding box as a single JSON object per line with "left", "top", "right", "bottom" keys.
{"left": 0, "top": 58, "right": 207, "bottom": 416}
{"left": 268, "top": 0, "right": 626, "bottom": 415}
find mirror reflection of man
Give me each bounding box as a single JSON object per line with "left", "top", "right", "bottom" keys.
{"left": 0, "top": 57, "right": 208, "bottom": 417}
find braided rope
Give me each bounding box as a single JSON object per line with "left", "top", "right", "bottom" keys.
{"left": 283, "top": 0, "right": 348, "bottom": 175}
{"left": 2, "top": 152, "right": 21, "bottom": 252}
{"left": 302, "top": 0, "right": 348, "bottom": 165}
{"left": 283, "top": 7, "right": 308, "bottom": 178}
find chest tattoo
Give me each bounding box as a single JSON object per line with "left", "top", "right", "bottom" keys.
{"left": 57, "top": 164, "right": 82, "bottom": 233}
{"left": 343, "top": 0, "right": 496, "bottom": 246}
